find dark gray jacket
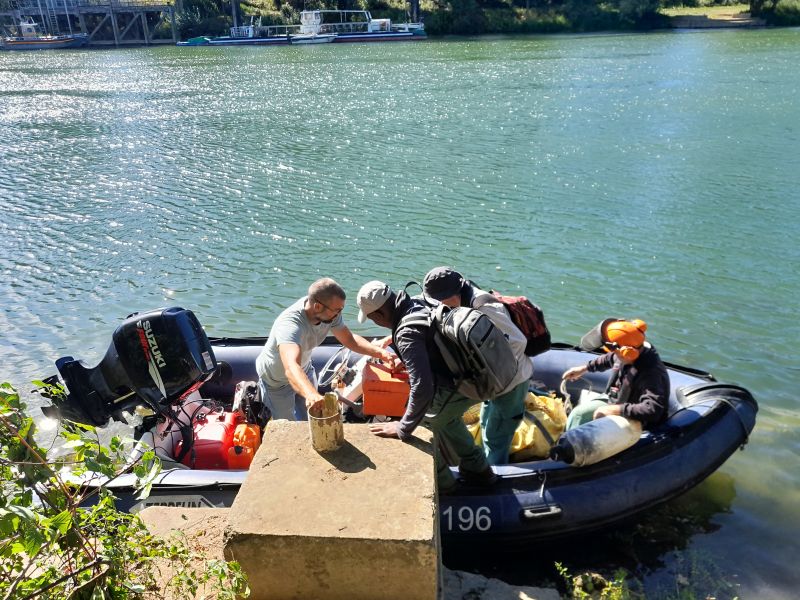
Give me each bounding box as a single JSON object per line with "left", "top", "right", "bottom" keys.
{"left": 586, "top": 344, "right": 670, "bottom": 427}
{"left": 391, "top": 295, "right": 454, "bottom": 441}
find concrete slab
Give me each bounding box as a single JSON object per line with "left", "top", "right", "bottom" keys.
{"left": 224, "top": 420, "right": 438, "bottom": 600}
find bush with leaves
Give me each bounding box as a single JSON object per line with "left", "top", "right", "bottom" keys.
{"left": 0, "top": 381, "right": 249, "bottom": 600}
{"left": 555, "top": 562, "right": 633, "bottom": 600}
{"left": 767, "top": 0, "right": 800, "bottom": 22}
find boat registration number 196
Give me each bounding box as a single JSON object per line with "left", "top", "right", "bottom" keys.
{"left": 442, "top": 506, "right": 492, "bottom": 531}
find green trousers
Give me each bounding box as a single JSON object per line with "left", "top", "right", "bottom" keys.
{"left": 423, "top": 388, "right": 489, "bottom": 491}
{"left": 480, "top": 381, "right": 528, "bottom": 465}
{"left": 566, "top": 397, "right": 610, "bottom": 430}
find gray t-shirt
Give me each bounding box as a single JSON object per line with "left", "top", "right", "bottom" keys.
{"left": 255, "top": 296, "right": 345, "bottom": 387}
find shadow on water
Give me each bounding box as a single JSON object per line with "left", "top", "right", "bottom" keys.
{"left": 444, "top": 471, "right": 741, "bottom": 598}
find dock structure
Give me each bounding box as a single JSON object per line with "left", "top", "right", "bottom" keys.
{"left": 0, "top": 0, "right": 177, "bottom": 46}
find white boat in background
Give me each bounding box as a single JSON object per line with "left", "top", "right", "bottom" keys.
{"left": 299, "top": 10, "right": 426, "bottom": 42}
{"left": 177, "top": 9, "right": 425, "bottom": 47}
{"left": 290, "top": 32, "right": 337, "bottom": 45}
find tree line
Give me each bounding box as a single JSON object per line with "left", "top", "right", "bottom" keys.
{"left": 153, "top": 0, "right": 800, "bottom": 38}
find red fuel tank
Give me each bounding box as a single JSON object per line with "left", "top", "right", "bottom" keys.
{"left": 176, "top": 409, "right": 242, "bottom": 470}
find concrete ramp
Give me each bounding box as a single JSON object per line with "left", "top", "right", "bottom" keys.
{"left": 224, "top": 420, "right": 439, "bottom": 600}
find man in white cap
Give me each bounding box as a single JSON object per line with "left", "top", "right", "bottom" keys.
{"left": 356, "top": 280, "right": 497, "bottom": 494}
{"left": 255, "top": 277, "right": 395, "bottom": 421}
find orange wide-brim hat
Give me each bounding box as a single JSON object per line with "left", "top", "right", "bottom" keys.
{"left": 580, "top": 318, "right": 647, "bottom": 351}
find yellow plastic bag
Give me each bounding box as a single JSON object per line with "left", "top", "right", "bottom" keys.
{"left": 461, "top": 394, "right": 567, "bottom": 461}
{"left": 510, "top": 393, "right": 567, "bottom": 461}
{"left": 462, "top": 403, "right": 482, "bottom": 425}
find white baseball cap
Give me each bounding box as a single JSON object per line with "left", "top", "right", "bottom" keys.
{"left": 356, "top": 280, "right": 392, "bottom": 323}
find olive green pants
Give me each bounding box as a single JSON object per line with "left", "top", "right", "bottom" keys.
{"left": 423, "top": 388, "right": 489, "bottom": 491}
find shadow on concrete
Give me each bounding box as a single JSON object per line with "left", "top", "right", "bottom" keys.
{"left": 319, "top": 441, "right": 378, "bottom": 473}
{"left": 404, "top": 435, "right": 435, "bottom": 457}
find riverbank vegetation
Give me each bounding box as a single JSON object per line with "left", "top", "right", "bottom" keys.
{"left": 0, "top": 382, "right": 249, "bottom": 599}
{"left": 176, "top": 0, "right": 800, "bottom": 40}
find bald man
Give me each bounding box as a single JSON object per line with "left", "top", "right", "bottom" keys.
{"left": 256, "top": 278, "right": 395, "bottom": 421}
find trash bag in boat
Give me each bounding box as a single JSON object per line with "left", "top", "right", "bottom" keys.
{"left": 463, "top": 393, "right": 567, "bottom": 460}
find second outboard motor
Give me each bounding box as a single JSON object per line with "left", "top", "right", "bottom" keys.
{"left": 42, "top": 307, "right": 217, "bottom": 427}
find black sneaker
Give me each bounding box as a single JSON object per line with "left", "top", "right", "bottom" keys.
{"left": 458, "top": 465, "right": 498, "bottom": 487}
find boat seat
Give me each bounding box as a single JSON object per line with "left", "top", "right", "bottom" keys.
{"left": 667, "top": 390, "right": 684, "bottom": 417}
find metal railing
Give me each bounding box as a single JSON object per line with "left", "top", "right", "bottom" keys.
{"left": 10, "top": 0, "right": 173, "bottom": 10}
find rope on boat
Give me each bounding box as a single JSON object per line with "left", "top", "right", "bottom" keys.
{"left": 716, "top": 397, "right": 751, "bottom": 448}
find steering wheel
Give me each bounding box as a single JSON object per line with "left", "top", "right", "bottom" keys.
{"left": 318, "top": 346, "right": 352, "bottom": 389}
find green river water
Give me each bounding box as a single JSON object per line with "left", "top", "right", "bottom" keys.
{"left": 1, "top": 29, "right": 799, "bottom": 598}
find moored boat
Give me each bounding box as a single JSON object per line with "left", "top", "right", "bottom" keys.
{"left": 176, "top": 10, "right": 425, "bottom": 47}
{"left": 298, "top": 10, "right": 426, "bottom": 43}
{"left": 1, "top": 18, "right": 88, "bottom": 51}
{"left": 39, "top": 307, "right": 757, "bottom": 544}
{"left": 290, "top": 32, "right": 337, "bottom": 45}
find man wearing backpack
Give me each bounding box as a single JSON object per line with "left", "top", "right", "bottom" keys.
{"left": 356, "top": 280, "right": 497, "bottom": 494}
{"left": 422, "top": 267, "right": 533, "bottom": 465}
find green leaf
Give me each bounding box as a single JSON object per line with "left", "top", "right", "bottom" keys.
{"left": 0, "top": 505, "right": 37, "bottom": 522}
{"left": 0, "top": 514, "right": 20, "bottom": 534}
{"left": 44, "top": 510, "right": 72, "bottom": 535}
{"left": 84, "top": 457, "right": 102, "bottom": 472}
{"left": 69, "top": 421, "right": 97, "bottom": 433}
{"left": 22, "top": 528, "right": 45, "bottom": 555}
{"left": 135, "top": 481, "right": 153, "bottom": 500}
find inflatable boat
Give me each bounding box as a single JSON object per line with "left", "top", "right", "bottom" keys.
{"left": 40, "top": 307, "right": 757, "bottom": 544}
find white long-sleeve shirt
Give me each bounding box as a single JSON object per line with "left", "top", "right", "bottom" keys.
{"left": 470, "top": 287, "right": 534, "bottom": 394}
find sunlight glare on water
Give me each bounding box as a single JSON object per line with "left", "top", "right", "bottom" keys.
{"left": 1, "top": 30, "right": 799, "bottom": 598}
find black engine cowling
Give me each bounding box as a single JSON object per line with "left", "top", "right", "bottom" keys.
{"left": 42, "top": 307, "right": 217, "bottom": 426}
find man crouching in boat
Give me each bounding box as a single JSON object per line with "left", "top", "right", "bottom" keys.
{"left": 256, "top": 277, "right": 396, "bottom": 421}
{"left": 357, "top": 280, "right": 497, "bottom": 494}
{"left": 561, "top": 319, "right": 670, "bottom": 430}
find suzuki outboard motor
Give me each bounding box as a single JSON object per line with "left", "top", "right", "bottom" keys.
{"left": 42, "top": 307, "right": 217, "bottom": 427}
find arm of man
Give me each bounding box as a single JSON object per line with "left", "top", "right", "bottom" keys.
{"left": 278, "top": 343, "right": 324, "bottom": 410}
{"left": 369, "top": 325, "right": 434, "bottom": 441}
{"left": 332, "top": 326, "right": 397, "bottom": 366}
{"left": 587, "top": 352, "right": 615, "bottom": 373}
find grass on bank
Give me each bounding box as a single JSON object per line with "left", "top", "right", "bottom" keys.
{"left": 660, "top": 3, "right": 750, "bottom": 16}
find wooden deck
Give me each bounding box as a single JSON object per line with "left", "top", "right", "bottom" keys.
{"left": 1, "top": 0, "right": 176, "bottom": 46}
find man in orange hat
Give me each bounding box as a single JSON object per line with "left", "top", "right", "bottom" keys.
{"left": 561, "top": 318, "right": 670, "bottom": 430}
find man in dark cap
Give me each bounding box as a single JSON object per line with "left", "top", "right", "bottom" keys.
{"left": 356, "top": 279, "right": 497, "bottom": 493}
{"left": 423, "top": 267, "right": 533, "bottom": 465}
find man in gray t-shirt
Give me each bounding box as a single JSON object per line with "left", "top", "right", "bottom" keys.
{"left": 256, "top": 277, "right": 396, "bottom": 421}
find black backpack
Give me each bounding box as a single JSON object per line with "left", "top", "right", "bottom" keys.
{"left": 398, "top": 303, "right": 517, "bottom": 402}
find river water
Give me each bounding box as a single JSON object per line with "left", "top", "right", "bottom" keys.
{"left": 1, "top": 29, "right": 799, "bottom": 598}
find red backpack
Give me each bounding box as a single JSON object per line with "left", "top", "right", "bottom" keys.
{"left": 490, "top": 291, "right": 551, "bottom": 357}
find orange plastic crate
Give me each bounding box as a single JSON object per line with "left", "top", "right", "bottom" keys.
{"left": 362, "top": 362, "right": 410, "bottom": 417}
